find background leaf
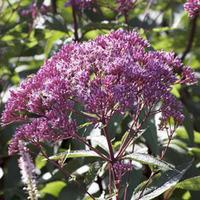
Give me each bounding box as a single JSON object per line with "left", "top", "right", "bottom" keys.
{"left": 123, "top": 153, "right": 175, "bottom": 171}
{"left": 132, "top": 161, "right": 193, "bottom": 200}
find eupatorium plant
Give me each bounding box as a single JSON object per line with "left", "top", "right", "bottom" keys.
{"left": 184, "top": 0, "right": 200, "bottom": 18}
{"left": 2, "top": 30, "right": 196, "bottom": 199}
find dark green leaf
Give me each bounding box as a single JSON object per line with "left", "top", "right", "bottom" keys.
{"left": 40, "top": 181, "right": 66, "bottom": 197}
{"left": 48, "top": 150, "right": 101, "bottom": 160}
{"left": 131, "top": 161, "right": 193, "bottom": 200}
{"left": 176, "top": 176, "right": 200, "bottom": 191}
{"left": 123, "top": 153, "right": 175, "bottom": 171}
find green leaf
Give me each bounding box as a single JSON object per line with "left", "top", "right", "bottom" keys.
{"left": 48, "top": 150, "right": 101, "bottom": 160}
{"left": 171, "top": 84, "right": 181, "bottom": 98}
{"left": 97, "top": 0, "right": 116, "bottom": 8}
{"left": 183, "top": 108, "right": 194, "bottom": 145}
{"left": 59, "top": 182, "right": 84, "bottom": 200}
{"left": 44, "top": 31, "right": 65, "bottom": 57}
{"left": 123, "top": 153, "right": 175, "bottom": 171}
{"left": 81, "top": 111, "right": 100, "bottom": 120}
{"left": 45, "top": 16, "right": 68, "bottom": 32}
{"left": 152, "top": 27, "right": 176, "bottom": 32}
{"left": 120, "top": 131, "right": 129, "bottom": 145}
{"left": 35, "top": 154, "right": 47, "bottom": 170}
{"left": 40, "top": 181, "right": 66, "bottom": 197}
{"left": 131, "top": 161, "right": 192, "bottom": 200}
{"left": 87, "top": 135, "right": 109, "bottom": 153}
{"left": 188, "top": 147, "right": 200, "bottom": 159}
{"left": 143, "top": 121, "right": 158, "bottom": 155}
{"left": 176, "top": 176, "right": 200, "bottom": 191}
{"left": 78, "top": 122, "right": 93, "bottom": 129}
{"left": 82, "top": 22, "right": 125, "bottom": 35}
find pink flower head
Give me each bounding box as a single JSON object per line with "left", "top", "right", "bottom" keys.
{"left": 184, "top": 0, "right": 200, "bottom": 18}
{"left": 113, "top": 161, "right": 133, "bottom": 180}
{"left": 2, "top": 30, "right": 196, "bottom": 154}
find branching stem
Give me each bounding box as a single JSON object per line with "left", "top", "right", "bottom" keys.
{"left": 38, "top": 143, "right": 95, "bottom": 199}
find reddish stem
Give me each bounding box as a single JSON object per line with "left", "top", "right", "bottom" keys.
{"left": 75, "top": 134, "right": 110, "bottom": 161}
{"left": 102, "top": 118, "right": 120, "bottom": 199}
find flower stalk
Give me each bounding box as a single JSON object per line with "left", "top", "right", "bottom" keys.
{"left": 18, "top": 142, "right": 39, "bottom": 200}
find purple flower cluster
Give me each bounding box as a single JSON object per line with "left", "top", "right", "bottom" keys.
{"left": 3, "top": 52, "right": 76, "bottom": 154}
{"left": 2, "top": 30, "right": 196, "bottom": 154}
{"left": 65, "top": 0, "right": 93, "bottom": 9}
{"left": 9, "top": 116, "right": 76, "bottom": 155}
{"left": 20, "top": 3, "right": 51, "bottom": 19}
{"left": 113, "top": 161, "right": 133, "bottom": 180}
{"left": 184, "top": 0, "right": 200, "bottom": 18}
{"left": 116, "top": 0, "right": 136, "bottom": 14}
